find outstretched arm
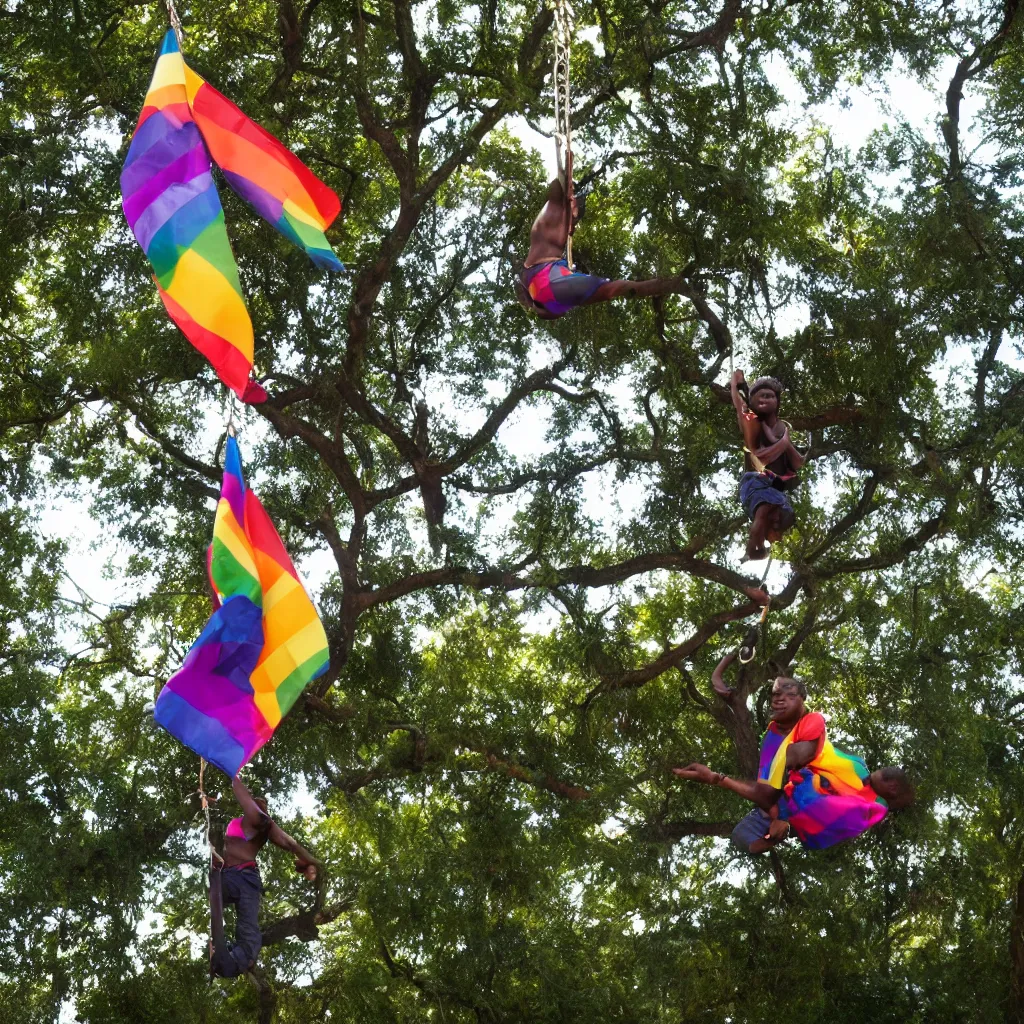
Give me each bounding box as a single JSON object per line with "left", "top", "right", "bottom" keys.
{"left": 269, "top": 823, "right": 321, "bottom": 881}
{"left": 232, "top": 776, "right": 269, "bottom": 834}
{"left": 673, "top": 763, "right": 778, "bottom": 811}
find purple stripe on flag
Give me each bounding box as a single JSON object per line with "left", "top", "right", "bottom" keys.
{"left": 220, "top": 441, "right": 246, "bottom": 526}
{"left": 221, "top": 170, "right": 285, "bottom": 226}
{"left": 122, "top": 108, "right": 196, "bottom": 176}
{"left": 122, "top": 142, "right": 211, "bottom": 227}
{"left": 132, "top": 171, "right": 216, "bottom": 254}
{"left": 154, "top": 688, "right": 247, "bottom": 778}
{"left": 121, "top": 117, "right": 203, "bottom": 195}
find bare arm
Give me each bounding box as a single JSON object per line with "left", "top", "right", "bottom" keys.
{"left": 730, "top": 370, "right": 750, "bottom": 432}
{"left": 785, "top": 739, "right": 818, "bottom": 771}
{"left": 711, "top": 651, "right": 738, "bottom": 701}
{"left": 752, "top": 428, "right": 792, "bottom": 466}
{"left": 673, "top": 763, "right": 778, "bottom": 811}
{"left": 269, "top": 822, "right": 320, "bottom": 879}
{"left": 232, "top": 776, "right": 269, "bottom": 834}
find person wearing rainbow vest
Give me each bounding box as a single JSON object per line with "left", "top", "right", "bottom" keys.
{"left": 674, "top": 654, "right": 914, "bottom": 853}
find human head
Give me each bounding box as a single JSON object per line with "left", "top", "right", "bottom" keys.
{"left": 872, "top": 767, "right": 915, "bottom": 810}
{"left": 748, "top": 376, "right": 782, "bottom": 419}
{"left": 770, "top": 675, "right": 807, "bottom": 725}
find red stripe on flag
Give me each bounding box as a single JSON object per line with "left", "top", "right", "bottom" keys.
{"left": 191, "top": 81, "right": 341, "bottom": 224}
{"left": 156, "top": 281, "right": 254, "bottom": 399}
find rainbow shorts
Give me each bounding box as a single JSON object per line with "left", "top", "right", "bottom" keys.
{"left": 520, "top": 259, "right": 609, "bottom": 319}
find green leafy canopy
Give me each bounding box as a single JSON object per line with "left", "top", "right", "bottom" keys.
{"left": 1, "top": 0, "right": 1023, "bottom": 1021}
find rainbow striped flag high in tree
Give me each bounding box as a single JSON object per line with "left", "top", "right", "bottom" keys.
{"left": 154, "top": 435, "right": 329, "bottom": 776}
{"left": 120, "top": 31, "right": 343, "bottom": 403}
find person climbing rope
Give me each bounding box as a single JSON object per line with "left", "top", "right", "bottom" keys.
{"left": 515, "top": 174, "right": 690, "bottom": 319}
{"left": 672, "top": 654, "right": 914, "bottom": 853}
{"left": 209, "top": 775, "right": 322, "bottom": 978}
{"left": 730, "top": 370, "right": 805, "bottom": 561}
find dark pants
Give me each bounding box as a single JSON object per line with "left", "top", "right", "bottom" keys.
{"left": 738, "top": 471, "right": 793, "bottom": 521}
{"left": 731, "top": 807, "right": 772, "bottom": 852}
{"left": 211, "top": 865, "right": 263, "bottom": 977}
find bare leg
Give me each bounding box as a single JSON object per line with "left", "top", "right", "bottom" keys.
{"left": 588, "top": 275, "right": 686, "bottom": 303}
{"left": 746, "top": 504, "right": 774, "bottom": 560}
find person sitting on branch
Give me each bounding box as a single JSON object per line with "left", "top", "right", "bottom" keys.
{"left": 731, "top": 370, "right": 805, "bottom": 561}
{"left": 209, "top": 775, "right": 322, "bottom": 978}
{"left": 516, "top": 170, "right": 689, "bottom": 320}
{"left": 672, "top": 654, "right": 914, "bottom": 854}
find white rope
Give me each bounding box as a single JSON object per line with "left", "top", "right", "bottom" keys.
{"left": 551, "top": 0, "right": 575, "bottom": 266}
{"left": 198, "top": 758, "right": 224, "bottom": 867}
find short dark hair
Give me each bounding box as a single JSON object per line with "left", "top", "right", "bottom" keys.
{"left": 773, "top": 676, "right": 807, "bottom": 699}
{"left": 750, "top": 376, "right": 783, "bottom": 399}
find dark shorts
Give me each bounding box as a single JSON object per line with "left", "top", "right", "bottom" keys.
{"left": 739, "top": 471, "right": 793, "bottom": 521}
{"left": 520, "top": 259, "right": 609, "bottom": 319}
{"left": 731, "top": 807, "right": 772, "bottom": 852}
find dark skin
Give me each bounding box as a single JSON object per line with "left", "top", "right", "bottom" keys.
{"left": 678, "top": 658, "right": 911, "bottom": 851}
{"left": 209, "top": 777, "right": 322, "bottom": 973}
{"left": 675, "top": 661, "right": 818, "bottom": 852}
{"left": 225, "top": 776, "right": 321, "bottom": 881}
{"left": 730, "top": 369, "right": 805, "bottom": 560}
{"left": 524, "top": 178, "right": 686, "bottom": 312}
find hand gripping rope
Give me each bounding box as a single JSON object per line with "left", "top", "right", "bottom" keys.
{"left": 551, "top": 0, "right": 576, "bottom": 268}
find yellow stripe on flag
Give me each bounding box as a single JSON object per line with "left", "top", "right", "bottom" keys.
{"left": 165, "top": 248, "right": 253, "bottom": 358}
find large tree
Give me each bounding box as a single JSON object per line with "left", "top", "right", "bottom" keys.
{"left": 1, "top": 0, "right": 1023, "bottom": 1020}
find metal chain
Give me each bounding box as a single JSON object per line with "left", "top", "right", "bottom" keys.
{"left": 164, "top": 0, "right": 184, "bottom": 47}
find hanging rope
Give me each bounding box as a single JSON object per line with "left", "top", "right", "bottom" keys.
{"left": 220, "top": 387, "right": 241, "bottom": 441}
{"left": 197, "top": 758, "right": 224, "bottom": 868}
{"left": 551, "top": 0, "right": 575, "bottom": 268}
{"left": 164, "top": 0, "right": 184, "bottom": 47}
{"left": 738, "top": 552, "right": 773, "bottom": 664}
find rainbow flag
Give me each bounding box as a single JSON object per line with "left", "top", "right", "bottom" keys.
{"left": 154, "top": 435, "right": 329, "bottom": 776}
{"left": 184, "top": 66, "right": 343, "bottom": 271}
{"left": 778, "top": 745, "right": 888, "bottom": 849}
{"left": 121, "top": 31, "right": 343, "bottom": 402}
